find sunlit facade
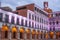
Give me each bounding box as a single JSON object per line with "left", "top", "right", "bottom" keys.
{"left": 49, "top": 12, "right": 60, "bottom": 40}
{"left": 0, "top": 4, "right": 49, "bottom": 40}
{"left": 0, "top": 3, "right": 60, "bottom": 40}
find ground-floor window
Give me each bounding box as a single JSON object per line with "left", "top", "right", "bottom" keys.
{"left": 36, "top": 34, "right": 39, "bottom": 39}
{"left": 27, "top": 33, "right": 30, "bottom": 39}
{"left": 5, "top": 31, "right": 8, "bottom": 38}
{"left": 56, "top": 32, "right": 60, "bottom": 39}
{"left": 12, "top": 32, "right": 16, "bottom": 39}
{"left": 32, "top": 34, "right": 35, "bottom": 39}
{"left": 40, "top": 34, "right": 42, "bottom": 39}
{"left": 49, "top": 32, "right": 54, "bottom": 39}
{"left": 44, "top": 33, "right": 48, "bottom": 39}
{"left": 20, "top": 32, "right": 24, "bottom": 39}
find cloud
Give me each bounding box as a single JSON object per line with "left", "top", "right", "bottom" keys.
{"left": 1, "top": 0, "right": 60, "bottom": 11}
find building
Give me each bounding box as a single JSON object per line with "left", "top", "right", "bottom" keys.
{"left": 0, "top": 6, "right": 12, "bottom": 12}
{"left": 0, "top": 3, "right": 50, "bottom": 40}
{"left": 49, "top": 11, "right": 60, "bottom": 39}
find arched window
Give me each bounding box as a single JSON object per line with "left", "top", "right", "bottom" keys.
{"left": 26, "top": 29, "right": 30, "bottom": 39}
{"left": 12, "top": 32, "right": 16, "bottom": 38}
{"left": 40, "top": 32, "right": 42, "bottom": 39}
{"left": 20, "top": 28, "right": 24, "bottom": 39}
{"left": 1, "top": 24, "right": 8, "bottom": 38}
{"left": 36, "top": 32, "right": 39, "bottom": 39}
{"left": 49, "top": 32, "right": 54, "bottom": 39}
{"left": 5, "top": 31, "right": 8, "bottom": 38}
{"left": 32, "top": 30, "right": 36, "bottom": 39}
{"left": 20, "top": 32, "right": 23, "bottom": 39}
{"left": 56, "top": 32, "right": 59, "bottom": 39}
{"left": 12, "top": 27, "right": 17, "bottom": 39}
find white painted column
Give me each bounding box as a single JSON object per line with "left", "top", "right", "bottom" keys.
{"left": 24, "top": 31, "right": 26, "bottom": 40}
{"left": 9, "top": 31, "right": 11, "bottom": 40}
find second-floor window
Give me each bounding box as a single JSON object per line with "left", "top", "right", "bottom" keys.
{"left": 29, "top": 13, "right": 31, "bottom": 19}
{"left": 56, "top": 21, "right": 59, "bottom": 24}
{"left": 12, "top": 32, "right": 16, "bottom": 39}
{"left": 11, "top": 16, "right": 14, "bottom": 24}
{"left": 29, "top": 21, "right": 31, "bottom": 27}
{"left": 0, "top": 13, "right": 3, "bottom": 21}
{"left": 35, "top": 16, "right": 36, "bottom": 21}
{"left": 5, "top": 31, "right": 8, "bottom": 38}
{"left": 49, "top": 22, "right": 51, "bottom": 25}
{"left": 32, "top": 15, "right": 34, "bottom": 20}
{"left": 17, "top": 18, "right": 19, "bottom": 25}
{"left": 5, "top": 14, "right": 9, "bottom": 23}
{"left": 21, "top": 19, "right": 24, "bottom": 26}
{"left": 25, "top": 20, "right": 27, "bottom": 27}
{"left": 53, "top": 22, "right": 55, "bottom": 25}
{"left": 32, "top": 22, "right": 34, "bottom": 28}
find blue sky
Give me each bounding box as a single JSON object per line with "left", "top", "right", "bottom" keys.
{"left": 0, "top": 0, "right": 60, "bottom": 11}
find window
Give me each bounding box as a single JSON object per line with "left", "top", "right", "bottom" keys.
{"left": 49, "top": 22, "right": 51, "bottom": 25}
{"left": 0, "top": 13, "right": 3, "bottom": 21}
{"left": 53, "top": 27, "right": 55, "bottom": 31}
{"left": 32, "top": 34, "right": 35, "bottom": 39}
{"left": 5, "top": 14, "right": 9, "bottom": 23}
{"left": 35, "top": 24, "right": 36, "bottom": 28}
{"left": 53, "top": 22, "right": 55, "bottom": 25}
{"left": 36, "top": 34, "right": 39, "bottom": 39}
{"left": 25, "top": 20, "right": 27, "bottom": 27}
{"left": 27, "top": 33, "right": 30, "bottom": 39}
{"left": 12, "top": 32, "right": 16, "bottom": 38}
{"left": 20, "top": 32, "right": 23, "bottom": 39}
{"left": 42, "top": 19, "right": 43, "bottom": 23}
{"left": 56, "top": 21, "right": 59, "bottom": 24}
{"left": 32, "top": 22, "right": 34, "bottom": 28}
{"left": 44, "top": 20, "right": 45, "bottom": 24}
{"left": 17, "top": 18, "right": 19, "bottom": 25}
{"left": 21, "top": 19, "right": 24, "bottom": 26}
{"left": 40, "top": 33, "right": 42, "bottom": 39}
{"left": 38, "top": 24, "right": 39, "bottom": 29}
{"left": 50, "top": 27, "right": 52, "bottom": 31}
{"left": 29, "top": 13, "right": 31, "bottom": 19}
{"left": 56, "top": 14, "right": 58, "bottom": 16}
{"left": 38, "top": 17, "right": 39, "bottom": 22}
{"left": 40, "top": 25, "right": 41, "bottom": 29}
{"left": 29, "top": 21, "right": 31, "bottom": 27}
{"left": 11, "top": 16, "right": 14, "bottom": 24}
{"left": 35, "top": 7, "right": 37, "bottom": 10}
{"left": 5, "top": 31, "right": 8, "bottom": 38}
{"left": 40, "top": 18, "right": 41, "bottom": 23}
{"left": 32, "top": 15, "right": 34, "bottom": 20}
{"left": 35, "top": 16, "right": 36, "bottom": 21}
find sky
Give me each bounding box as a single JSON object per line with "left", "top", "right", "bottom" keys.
{"left": 0, "top": 0, "right": 60, "bottom": 11}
